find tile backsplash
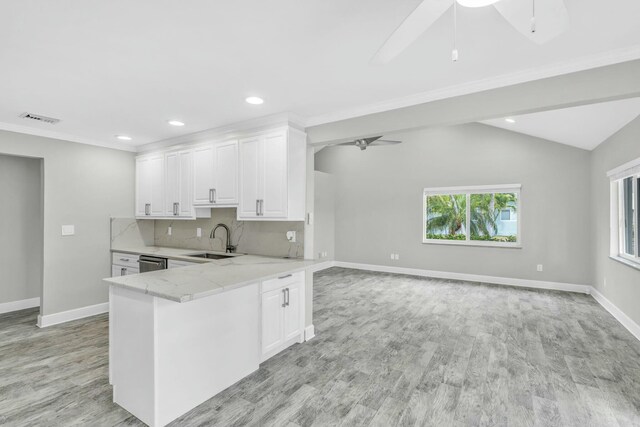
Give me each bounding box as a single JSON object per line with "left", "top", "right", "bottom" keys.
{"left": 154, "top": 208, "right": 305, "bottom": 258}
{"left": 111, "top": 217, "right": 155, "bottom": 248}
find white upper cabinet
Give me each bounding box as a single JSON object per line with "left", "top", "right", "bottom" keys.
{"left": 238, "top": 128, "right": 306, "bottom": 221}
{"left": 238, "top": 136, "right": 261, "bottom": 218}
{"left": 164, "top": 149, "right": 193, "bottom": 218}
{"left": 193, "top": 140, "right": 238, "bottom": 207}
{"left": 136, "top": 154, "right": 165, "bottom": 217}
{"left": 135, "top": 126, "right": 304, "bottom": 220}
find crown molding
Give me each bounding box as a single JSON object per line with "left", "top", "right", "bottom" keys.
{"left": 305, "top": 45, "right": 640, "bottom": 127}
{"left": 0, "top": 121, "right": 137, "bottom": 152}
{"left": 136, "top": 112, "right": 307, "bottom": 153}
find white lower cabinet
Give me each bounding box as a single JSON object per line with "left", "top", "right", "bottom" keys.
{"left": 260, "top": 271, "right": 305, "bottom": 362}
{"left": 112, "top": 252, "right": 140, "bottom": 277}
{"left": 112, "top": 265, "right": 140, "bottom": 277}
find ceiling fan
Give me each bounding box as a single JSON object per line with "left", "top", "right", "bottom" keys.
{"left": 328, "top": 136, "right": 402, "bottom": 151}
{"left": 372, "top": 0, "right": 568, "bottom": 64}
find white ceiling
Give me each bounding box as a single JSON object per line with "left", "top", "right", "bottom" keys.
{"left": 1, "top": 0, "right": 640, "bottom": 149}
{"left": 481, "top": 97, "right": 640, "bottom": 150}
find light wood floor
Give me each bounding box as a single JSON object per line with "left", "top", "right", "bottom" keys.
{"left": 1, "top": 267, "right": 640, "bottom": 426}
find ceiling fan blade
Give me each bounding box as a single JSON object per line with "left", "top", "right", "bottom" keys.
{"left": 368, "top": 139, "right": 402, "bottom": 146}
{"left": 493, "top": 0, "right": 568, "bottom": 44}
{"left": 371, "top": 0, "right": 454, "bottom": 64}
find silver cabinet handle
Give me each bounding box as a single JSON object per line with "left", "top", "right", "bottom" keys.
{"left": 121, "top": 267, "right": 127, "bottom": 276}
{"left": 281, "top": 288, "right": 287, "bottom": 307}
{"left": 209, "top": 188, "right": 214, "bottom": 203}
{"left": 285, "top": 288, "right": 290, "bottom": 306}
{"left": 213, "top": 188, "right": 217, "bottom": 203}
{"left": 145, "top": 203, "right": 151, "bottom": 215}
{"left": 173, "top": 202, "right": 179, "bottom": 216}
{"left": 278, "top": 274, "right": 292, "bottom": 280}
{"left": 256, "top": 200, "right": 260, "bottom": 216}
{"left": 259, "top": 199, "right": 264, "bottom": 216}
{"left": 120, "top": 258, "right": 130, "bottom": 262}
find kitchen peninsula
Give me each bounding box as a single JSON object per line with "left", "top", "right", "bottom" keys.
{"left": 104, "top": 249, "right": 320, "bottom": 427}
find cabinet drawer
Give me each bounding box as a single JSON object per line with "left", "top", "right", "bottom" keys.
{"left": 112, "top": 252, "right": 140, "bottom": 269}
{"left": 262, "top": 271, "right": 304, "bottom": 293}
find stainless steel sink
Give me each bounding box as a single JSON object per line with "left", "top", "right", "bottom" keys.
{"left": 187, "top": 252, "right": 238, "bottom": 260}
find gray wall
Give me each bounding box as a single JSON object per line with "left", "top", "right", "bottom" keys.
{"left": 314, "top": 171, "right": 335, "bottom": 261}
{"left": 316, "top": 123, "right": 592, "bottom": 285}
{"left": 0, "top": 130, "right": 135, "bottom": 317}
{"left": 0, "top": 154, "right": 43, "bottom": 305}
{"left": 591, "top": 116, "right": 640, "bottom": 325}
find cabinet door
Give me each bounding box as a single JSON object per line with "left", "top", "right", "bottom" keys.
{"left": 238, "top": 136, "right": 261, "bottom": 218}
{"left": 283, "top": 282, "right": 302, "bottom": 342}
{"left": 112, "top": 265, "right": 139, "bottom": 277}
{"left": 177, "top": 150, "right": 193, "bottom": 216}
{"left": 214, "top": 140, "right": 239, "bottom": 205}
{"left": 261, "top": 288, "right": 284, "bottom": 355}
{"left": 193, "top": 144, "right": 215, "bottom": 206}
{"left": 165, "top": 151, "right": 180, "bottom": 215}
{"left": 261, "top": 131, "right": 288, "bottom": 218}
{"left": 149, "top": 154, "right": 165, "bottom": 216}
{"left": 135, "top": 157, "right": 152, "bottom": 217}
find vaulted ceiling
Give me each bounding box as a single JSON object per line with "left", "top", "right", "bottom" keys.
{"left": 1, "top": 0, "right": 640, "bottom": 149}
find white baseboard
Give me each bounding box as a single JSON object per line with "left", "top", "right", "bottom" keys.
{"left": 0, "top": 297, "right": 40, "bottom": 314}
{"left": 304, "top": 324, "right": 315, "bottom": 341}
{"left": 37, "top": 302, "right": 109, "bottom": 328}
{"left": 333, "top": 261, "right": 591, "bottom": 294}
{"left": 308, "top": 260, "right": 335, "bottom": 273}
{"left": 590, "top": 287, "right": 640, "bottom": 342}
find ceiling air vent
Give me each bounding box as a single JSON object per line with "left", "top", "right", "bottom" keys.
{"left": 19, "top": 112, "right": 60, "bottom": 125}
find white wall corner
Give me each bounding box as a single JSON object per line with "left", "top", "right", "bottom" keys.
{"left": 304, "top": 324, "right": 315, "bottom": 341}
{"left": 0, "top": 297, "right": 40, "bottom": 314}
{"left": 590, "top": 287, "right": 640, "bottom": 342}
{"left": 37, "top": 302, "right": 109, "bottom": 328}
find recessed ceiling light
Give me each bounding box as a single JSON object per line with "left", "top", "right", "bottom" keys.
{"left": 116, "top": 135, "right": 132, "bottom": 141}
{"left": 245, "top": 96, "right": 264, "bottom": 105}
{"left": 167, "top": 120, "right": 185, "bottom": 127}
{"left": 505, "top": 118, "right": 516, "bottom": 124}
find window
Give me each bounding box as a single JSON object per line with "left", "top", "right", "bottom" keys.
{"left": 608, "top": 157, "right": 640, "bottom": 269}
{"left": 423, "top": 184, "right": 521, "bottom": 247}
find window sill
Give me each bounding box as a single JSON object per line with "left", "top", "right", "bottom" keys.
{"left": 609, "top": 255, "right": 640, "bottom": 271}
{"left": 423, "top": 239, "right": 522, "bottom": 249}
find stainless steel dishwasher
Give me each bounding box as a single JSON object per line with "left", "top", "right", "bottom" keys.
{"left": 138, "top": 255, "right": 168, "bottom": 273}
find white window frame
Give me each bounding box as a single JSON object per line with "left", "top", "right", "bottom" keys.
{"left": 609, "top": 157, "right": 640, "bottom": 270}
{"left": 423, "top": 184, "right": 522, "bottom": 248}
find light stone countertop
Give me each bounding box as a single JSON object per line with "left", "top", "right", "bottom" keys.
{"left": 105, "top": 246, "right": 321, "bottom": 303}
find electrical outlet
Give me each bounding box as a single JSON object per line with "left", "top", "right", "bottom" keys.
{"left": 61, "top": 225, "right": 75, "bottom": 236}
{"left": 196, "top": 228, "right": 202, "bottom": 238}
{"left": 286, "top": 231, "right": 297, "bottom": 242}
{"left": 167, "top": 226, "right": 172, "bottom": 236}
{"left": 390, "top": 253, "right": 395, "bottom": 260}
{"left": 537, "top": 264, "right": 543, "bottom": 272}
{"left": 395, "top": 254, "right": 400, "bottom": 260}
{"left": 322, "top": 251, "right": 328, "bottom": 257}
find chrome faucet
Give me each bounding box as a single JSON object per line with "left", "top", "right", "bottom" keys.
{"left": 210, "top": 223, "right": 236, "bottom": 253}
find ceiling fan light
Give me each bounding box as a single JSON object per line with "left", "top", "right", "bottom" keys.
{"left": 456, "top": 0, "right": 501, "bottom": 8}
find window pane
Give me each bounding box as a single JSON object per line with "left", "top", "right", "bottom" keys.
{"left": 425, "top": 194, "right": 466, "bottom": 240}
{"left": 470, "top": 193, "right": 518, "bottom": 242}
{"left": 622, "top": 177, "right": 635, "bottom": 255}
